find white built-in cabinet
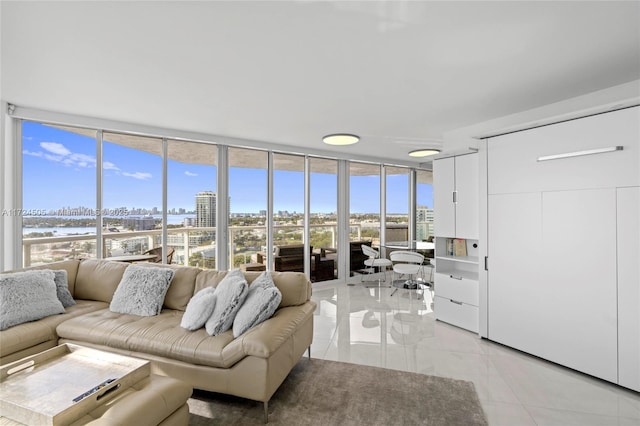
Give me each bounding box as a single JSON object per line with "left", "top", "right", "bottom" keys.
{"left": 485, "top": 106, "right": 640, "bottom": 391}
{"left": 433, "top": 153, "right": 480, "bottom": 333}
{"left": 617, "top": 187, "right": 640, "bottom": 391}
{"left": 433, "top": 154, "right": 478, "bottom": 239}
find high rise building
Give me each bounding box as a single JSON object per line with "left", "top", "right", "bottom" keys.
{"left": 123, "top": 215, "right": 156, "bottom": 231}
{"left": 195, "top": 192, "right": 216, "bottom": 228}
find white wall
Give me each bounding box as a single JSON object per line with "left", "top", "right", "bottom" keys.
{"left": 442, "top": 80, "right": 640, "bottom": 153}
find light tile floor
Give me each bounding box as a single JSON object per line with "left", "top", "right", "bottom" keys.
{"left": 310, "top": 279, "right": 640, "bottom": 426}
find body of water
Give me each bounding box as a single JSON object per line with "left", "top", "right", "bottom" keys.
{"left": 23, "top": 215, "right": 194, "bottom": 236}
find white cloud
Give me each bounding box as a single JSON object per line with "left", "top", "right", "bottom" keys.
{"left": 103, "top": 161, "right": 120, "bottom": 171}
{"left": 23, "top": 150, "right": 44, "bottom": 158}
{"left": 184, "top": 171, "right": 198, "bottom": 177}
{"left": 40, "top": 142, "right": 71, "bottom": 156}
{"left": 122, "top": 172, "right": 152, "bottom": 180}
{"left": 70, "top": 153, "right": 96, "bottom": 167}
{"left": 44, "top": 153, "right": 65, "bottom": 163}
{"left": 25, "top": 144, "right": 149, "bottom": 181}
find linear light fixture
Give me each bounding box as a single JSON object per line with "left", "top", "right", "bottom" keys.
{"left": 408, "top": 148, "right": 441, "bottom": 157}
{"left": 322, "top": 133, "right": 359, "bottom": 146}
{"left": 537, "top": 146, "right": 623, "bottom": 162}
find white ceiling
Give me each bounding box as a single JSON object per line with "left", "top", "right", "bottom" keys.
{"left": 1, "top": 1, "right": 639, "bottom": 164}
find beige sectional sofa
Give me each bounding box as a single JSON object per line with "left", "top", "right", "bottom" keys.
{"left": 0, "top": 258, "right": 316, "bottom": 418}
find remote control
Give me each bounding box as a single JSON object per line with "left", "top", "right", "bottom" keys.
{"left": 72, "top": 378, "right": 116, "bottom": 403}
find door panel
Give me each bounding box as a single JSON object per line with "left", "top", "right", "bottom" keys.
{"left": 541, "top": 189, "right": 617, "bottom": 382}
{"left": 618, "top": 187, "right": 640, "bottom": 391}
{"left": 487, "top": 192, "right": 542, "bottom": 348}
{"left": 433, "top": 157, "right": 455, "bottom": 237}
{"left": 455, "top": 154, "right": 479, "bottom": 239}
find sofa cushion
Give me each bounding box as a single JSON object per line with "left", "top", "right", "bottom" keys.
{"left": 205, "top": 269, "right": 248, "bottom": 336}
{"left": 110, "top": 265, "right": 175, "bottom": 316}
{"left": 75, "top": 259, "right": 129, "bottom": 302}
{"left": 132, "top": 263, "right": 200, "bottom": 311}
{"left": 53, "top": 270, "right": 76, "bottom": 308}
{"left": 0, "top": 300, "right": 108, "bottom": 359}
{"left": 232, "top": 272, "right": 282, "bottom": 338}
{"left": 56, "top": 309, "right": 247, "bottom": 368}
{"left": 0, "top": 270, "right": 65, "bottom": 330}
{"left": 180, "top": 287, "right": 216, "bottom": 331}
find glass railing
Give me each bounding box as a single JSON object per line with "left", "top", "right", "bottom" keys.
{"left": 22, "top": 222, "right": 433, "bottom": 274}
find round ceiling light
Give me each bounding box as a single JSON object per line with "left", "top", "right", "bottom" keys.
{"left": 322, "top": 133, "right": 360, "bottom": 146}
{"left": 408, "top": 148, "right": 441, "bottom": 157}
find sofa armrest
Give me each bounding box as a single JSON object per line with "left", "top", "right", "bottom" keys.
{"left": 236, "top": 302, "right": 316, "bottom": 358}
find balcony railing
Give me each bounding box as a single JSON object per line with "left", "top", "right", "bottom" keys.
{"left": 22, "top": 222, "right": 430, "bottom": 269}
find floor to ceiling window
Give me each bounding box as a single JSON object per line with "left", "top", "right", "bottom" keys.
{"left": 273, "top": 153, "right": 305, "bottom": 247}
{"left": 167, "top": 140, "right": 218, "bottom": 268}
{"left": 416, "top": 168, "right": 435, "bottom": 261}
{"left": 17, "top": 117, "right": 423, "bottom": 283}
{"left": 227, "top": 147, "right": 267, "bottom": 268}
{"left": 349, "top": 162, "right": 380, "bottom": 275}
{"left": 21, "top": 122, "right": 98, "bottom": 265}
{"left": 102, "top": 132, "right": 163, "bottom": 259}
{"left": 309, "top": 157, "right": 338, "bottom": 281}
{"left": 385, "top": 166, "right": 410, "bottom": 244}
{"left": 416, "top": 169, "right": 434, "bottom": 241}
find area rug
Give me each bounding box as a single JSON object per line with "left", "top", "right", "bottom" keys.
{"left": 188, "top": 358, "right": 488, "bottom": 425}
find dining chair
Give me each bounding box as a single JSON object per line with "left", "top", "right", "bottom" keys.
{"left": 389, "top": 251, "right": 424, "bottom": 296}
{"left": 361, "top": 244, "right": 393, "bottom": 288}
{"left": 143, "top": 247, "right": 175, "bottom": 264}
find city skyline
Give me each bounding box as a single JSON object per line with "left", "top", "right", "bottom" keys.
{"left": 22, "top": 121, "right": 433, "bottom": 214}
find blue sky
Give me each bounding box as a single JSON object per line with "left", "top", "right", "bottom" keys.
{"left": 22, "top": 121, "right": 432, "bottom": 213}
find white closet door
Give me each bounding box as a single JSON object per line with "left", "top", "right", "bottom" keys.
{"left": 455, "top": 154, "right": 479, "bottom": 239}
{"left": 433, "top": 157, "right": 455, "bottom": 237}
{"left": 541, "top": 189, "right": 618, "bottom": 382}
{"left": 618, "top": 187, "right": 640, "bottom": 391}
{"left": 487, "top": 192, "right": 542, "bottom": 349}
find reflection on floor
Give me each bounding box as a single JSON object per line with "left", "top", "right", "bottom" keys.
{"left": 310, "top": 281, "right": 640, "bottom": 425}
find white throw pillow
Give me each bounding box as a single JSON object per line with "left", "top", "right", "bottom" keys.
{"left": 109, "top": 265, "right": 175, "bottom": 316}
{"left": 180, "top": 287, "right": 217, "bottom": 331}
{"left": 205, "top": 269, "right": 248, "bottom": 336}
{"left": 232, "top": 271, "right": 282, "bottom": 338}
{"left": 0, "top": 270, "right": 65, "bottom": 330}
{"left": 53, "top": 269, "right": 76, "bottom": 308}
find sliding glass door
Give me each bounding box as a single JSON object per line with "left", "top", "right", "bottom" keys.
{"left": 385, "top": 166, "right": 410, "bottom": 244}
{"left": 309, "top": 158, "right": 338, "bottom": 281}
{"left": 227, "top": 147, "right": 267, "bottom": 268}
{"left": 167, "top": 140, "right": 218, "bottom": 267}
{"left": 21, "top": 122, "right": 98, "bottom": 265}
{"left": 102, "top": 132, "right": 163, "bottom": 259}
{"left": 349, "top": 162, "right": 380, "bottom": 275}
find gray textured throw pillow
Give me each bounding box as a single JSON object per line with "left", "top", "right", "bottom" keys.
{"left": 0, "top": 270, "right": 65, "bottom": 330}
{"left": 109, "top": 265, "right": 175, "bottom": 316}
{"left": 232, "top": 272, "right": 282, "bottom": 338}
{"left": 53, "top": 270, "right": 76, "bottom": 308}
{"left": 180, "top": 287, "right": 217, "bottom": 331}
{"left": 205, "top": 269, "right": 248, "bottom": 336}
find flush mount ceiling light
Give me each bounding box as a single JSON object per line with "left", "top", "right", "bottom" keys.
{"left": 408, "top": 148, "right": 441, "bottom": 157}
{"left": 322, "top": 133, "right": 360, "bottom": 146}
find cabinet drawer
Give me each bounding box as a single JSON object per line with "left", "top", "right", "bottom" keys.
{"left": 434, "top": 296, "right": 479, "bottom": 333}
{"left": 435, "top": 273, "right": 479, "bottom": 306}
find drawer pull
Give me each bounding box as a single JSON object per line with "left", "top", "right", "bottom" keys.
{"left": 450, "top": 299, "right": 463, "bottom": 305}
{"left": 449, "top": 275, "right": 463, "bottom": 280}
